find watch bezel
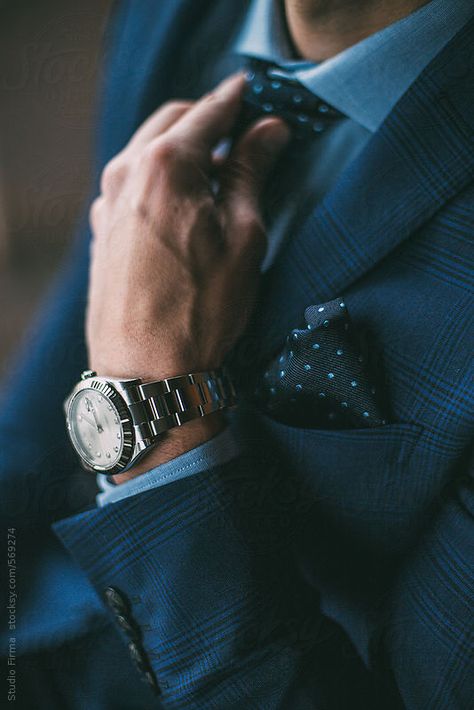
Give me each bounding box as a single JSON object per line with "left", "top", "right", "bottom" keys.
{"left": 65, "top": 377, "right": 136, "bottom": 474}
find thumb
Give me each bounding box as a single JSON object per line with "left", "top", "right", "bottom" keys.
{"left": 221, "top": 117, "right": 291, "bottom": 206}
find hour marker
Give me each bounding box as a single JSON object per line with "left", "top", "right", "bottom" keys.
{"left": 116, "top": 433, "right": 121, "bottom": 439}
{"left": 114, "top": 446, "right": 119, "bottom": 452}
{"left": 96, "top": 452, "right": 101, "bottom": 458}
{"left": 106, "top": 452, "right": 111, "bottom": 458}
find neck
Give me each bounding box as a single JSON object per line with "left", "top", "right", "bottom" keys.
{"left": 284, "top": 0, "right": 432, "bottom": 61}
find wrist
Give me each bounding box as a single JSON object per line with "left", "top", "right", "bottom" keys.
{"left": 111, "top": 411, "right": 226, "bottom": 484}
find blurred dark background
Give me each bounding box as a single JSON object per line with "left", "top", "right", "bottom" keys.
{"left": 0, "top": 0, "right": 112, "bottom": 379}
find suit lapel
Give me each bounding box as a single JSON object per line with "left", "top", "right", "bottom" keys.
{"left": 250, "top": 15, "right": 474, "bottom": 363}
{"left": 97, "top": 0, "right": 195, "bottom": 165}
{"left": 95, "top": 1, "right": 474, "bottom": 368}
{"left": 97, "top": 0, "right": 250, "bottom": 167}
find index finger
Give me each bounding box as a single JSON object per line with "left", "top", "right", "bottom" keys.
{"left": 165, "top": 73, "right": 246, "bottom": 155}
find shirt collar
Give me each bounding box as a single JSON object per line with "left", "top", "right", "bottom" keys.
{"left": 235, "top": 0, "right": 474, "bottom": 132}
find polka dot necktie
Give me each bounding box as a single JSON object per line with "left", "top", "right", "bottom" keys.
{"left": 239, "top": 58, "right": 343, "bottom": 139}
{"left": 238, "top": 62, "right": 383, "bottom": 429}
{"left": 255, "top": 299, "right": 388, "bottom": 429}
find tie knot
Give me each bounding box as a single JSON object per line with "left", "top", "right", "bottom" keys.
{"left": 241, "top": 58, "right": 343, "bottom": 139}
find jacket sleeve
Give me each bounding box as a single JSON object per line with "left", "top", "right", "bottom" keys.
{"left": 51, "top": 438, "right": 372, "bottom": 710}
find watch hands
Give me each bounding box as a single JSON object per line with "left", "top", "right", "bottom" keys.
{"left": 81, "top": 414, "right": 98, "bottom": 428}
{"left": 85, "top": 397, "right": 104, "bottom": 433}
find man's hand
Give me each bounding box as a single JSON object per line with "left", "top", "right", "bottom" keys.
{"left": 86, "top": 74, "right": 290, "bottom": 480}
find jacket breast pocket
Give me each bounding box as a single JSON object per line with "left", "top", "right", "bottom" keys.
{"left": 252, "top": 413, "right": 426, "bottom": 520}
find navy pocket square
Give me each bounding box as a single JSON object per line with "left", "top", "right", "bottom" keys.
{"left": 255, "top": 298, "right": 388, "bottom": 429}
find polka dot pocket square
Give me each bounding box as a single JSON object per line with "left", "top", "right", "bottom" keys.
{"left": 255, "top": 298, "right": 388, "bottom": 429}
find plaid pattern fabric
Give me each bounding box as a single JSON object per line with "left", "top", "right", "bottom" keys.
{"left": 1, "top": 1, "right": 473, "bottom": 708}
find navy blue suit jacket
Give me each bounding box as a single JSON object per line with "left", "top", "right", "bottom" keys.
{"left": 1, "top": 2, "right": 473, "bottom": 708}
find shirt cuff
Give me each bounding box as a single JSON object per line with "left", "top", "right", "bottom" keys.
{"left": 95, "top": 427, "right": 240, "bottom": 507}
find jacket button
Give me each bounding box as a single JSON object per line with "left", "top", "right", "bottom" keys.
{"left": 103, "top": 586, "right": 129, "bottom": 615}
{"left": 116, "top": 614, "right": 141, "bottom": 641}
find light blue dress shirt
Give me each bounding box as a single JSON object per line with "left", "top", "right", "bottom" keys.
{"left": 97, "top": 0, "right": 473, "bottom": 507}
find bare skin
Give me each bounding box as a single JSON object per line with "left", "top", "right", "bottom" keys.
{"left": 89, "top": 1, "right": 433, "bottom": 483}
{"left": 87, "top": 76, "right": 290, "bottom": 482}
{"left": 284, "top": 0, "right": 432, "bottom": 61}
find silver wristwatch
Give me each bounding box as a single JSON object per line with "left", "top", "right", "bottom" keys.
{"left": 64, "top": 368, "right": 236, "bottom": 475}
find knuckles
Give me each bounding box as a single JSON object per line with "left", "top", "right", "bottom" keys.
{"left": 100, "top": 155, "right": 128, "bottom": 195}
{"left": 89, "top": 197, "right": 104, "bottom": 234}
{"left": 232, "top": 209, "right": 267, "bottom": 263}
{"left": 160, "top": 99, "right": 193, "bottom": 116}
{"left": 235, "top": 209, "right": 265, "bottom": 242}
{"left": 99, "top": 99, "right": 192, "bottom": 196}
{"left": 142, "top": 137, "right": 183, "bottom": 170}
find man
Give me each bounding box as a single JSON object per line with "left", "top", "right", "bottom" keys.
{"left": 1, "top": 0, "right": 473, "bottom": 707}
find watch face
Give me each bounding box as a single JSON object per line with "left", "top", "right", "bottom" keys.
{"left": 67, "top": 388, "right": 125, "bottom": 469}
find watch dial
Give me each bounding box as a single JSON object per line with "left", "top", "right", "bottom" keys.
{"left": 68, "top": 388, "right": 124, "bottom": 468}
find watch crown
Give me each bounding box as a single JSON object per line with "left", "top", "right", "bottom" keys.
{"left": 81, "top": 369, "right": 97, "bottom": 380}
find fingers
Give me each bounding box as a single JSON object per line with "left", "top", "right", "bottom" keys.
{"left": 99, "top": 74, "right": 245, "bottom": 201}
{"left": 221, "top": 117, "right": 290, "bottom": 264}
{"left": 127, "top": 73, "right": 244, "bottom": 157}
{"left": 222, "top": 117, "right": 290, "bottom": 206}
{"left": 127, "top": 101, "right": 193, "bottom": 151}
{"left": 165, "top": 73, "right": 246, "bottom": 155}
{"left": 100, "top": 102, "right": 192, "bottom": 197}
